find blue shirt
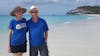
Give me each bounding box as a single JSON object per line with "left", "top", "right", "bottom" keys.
{"left": 9, "top": 18, "right": 27, "bottom": 46}
{"left": 27, "top": 17, "right": 49, "bottom": 46}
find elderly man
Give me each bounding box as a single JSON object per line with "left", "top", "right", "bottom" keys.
{"left": 27, "top": 6, "right": 49, "bottom": 56}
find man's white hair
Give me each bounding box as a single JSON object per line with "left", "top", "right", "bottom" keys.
{"left": 29, "top": 5, "right": 37, "bottom": 10}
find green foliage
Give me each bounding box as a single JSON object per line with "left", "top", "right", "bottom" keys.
{"left": 77, "top": 6, "right": 100, "bottom": 14}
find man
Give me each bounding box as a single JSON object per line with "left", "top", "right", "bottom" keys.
{"left": 27, "top": 5, "right": 49, "bottom": 56}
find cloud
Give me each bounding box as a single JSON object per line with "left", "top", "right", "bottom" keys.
{"left": 0, "top": 0, "right": 100, "bottom": 15}
{"left": 52, "top": 0, "right": 59, "bottom": 2}
{"left": 75, "top": 0, "right": 100, "bottom": 5}
{"left": 76, "top": 0, "right": 80, "bottom": 2}
{"left": 76, "top": 0, "right": 85, "bottom": 2}
{"left": 21, "top": 0, "right": 59, "bottom": 5}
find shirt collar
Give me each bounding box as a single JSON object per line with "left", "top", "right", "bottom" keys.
{"left": 30, "top": 17, "right": 40, "bottom": 24}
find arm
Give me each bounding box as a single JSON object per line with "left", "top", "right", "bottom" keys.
{"left": 44, "top": 31, "right": 48, "bottom": 41}
{"left": 8, "top": 29, "right": 13, "bottom": 53}
{"left": 43, "top": 20, "right": 49, "bottom": 41}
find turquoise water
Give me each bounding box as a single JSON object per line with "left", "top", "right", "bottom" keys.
{"left": 0, "top": 15, "right": 93, "bottom": 34}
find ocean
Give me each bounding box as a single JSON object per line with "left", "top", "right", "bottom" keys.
{"left": 0, "top": 15, "right": 94, "bottom": 34}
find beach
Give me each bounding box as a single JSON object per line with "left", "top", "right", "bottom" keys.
{"left": 0, "top": 14, "right": 100, "bottom": 56}
{"left": 48, "top": 14, "right": 100, "bottom": 56}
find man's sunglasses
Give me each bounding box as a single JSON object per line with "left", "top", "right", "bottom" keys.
{"left": 31, "top": 10, "right": 38, "bottom": 13}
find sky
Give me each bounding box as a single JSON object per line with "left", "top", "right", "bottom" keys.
{"left": 0, "top": 0, "right": 100, "bottom": 15}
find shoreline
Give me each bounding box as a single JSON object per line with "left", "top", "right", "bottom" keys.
{"left": 0, "top": 14, "right": 100, "bottom": 56}
{"left": 50, "top": 14, "right": 100, "bottom": 28}
{"left": 48, "top": 14, "right": 100, "bottom": 56}
{"left": 85, "top": 14, "right": 100, "bottom": 16}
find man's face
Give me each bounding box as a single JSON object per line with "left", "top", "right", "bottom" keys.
{"left": 30, "top": 8, "right": 38, "bottom": 16}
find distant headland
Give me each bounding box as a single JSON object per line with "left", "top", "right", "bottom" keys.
{"left": 67, "top": 6, "right": 100, "bottom": 14}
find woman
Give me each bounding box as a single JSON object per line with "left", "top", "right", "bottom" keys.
{"left": 8, "top": 6, "right": 27, "bottom": 56}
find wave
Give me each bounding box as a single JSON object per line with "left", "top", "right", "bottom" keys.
{"left": 64, "top": 21, "right": 72, "bottom": 24}
{"left": 87, "top": 17, "right": 96, "bottom": 20}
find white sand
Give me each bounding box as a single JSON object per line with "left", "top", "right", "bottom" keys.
{"left": 48, "top": 15, "right": 100, "bottom": 56}
{"left": 1, "top": 15, "right": 100, "bottom": 56}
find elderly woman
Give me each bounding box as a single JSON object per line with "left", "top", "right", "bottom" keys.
{"left": 8, "top": 6, "right": 27, "bottom": 56}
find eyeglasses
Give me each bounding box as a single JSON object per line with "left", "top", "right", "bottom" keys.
{"left": 30, "top": 10, "right": 38, "bottom": 13}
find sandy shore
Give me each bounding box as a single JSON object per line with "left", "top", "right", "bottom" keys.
{"left": 48, "top": 14, "right": 100, "bottom": 56}
{"left": 1, "top": 14, "right": 100, "bottom": 56}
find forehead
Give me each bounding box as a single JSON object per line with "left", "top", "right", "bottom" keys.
{"left": 15, "top": 9, "right": 22, "bottom": 12}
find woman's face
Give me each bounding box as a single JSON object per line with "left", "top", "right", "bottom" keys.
{"left": 14, "top": 10, "right": 23, "bottom": 18}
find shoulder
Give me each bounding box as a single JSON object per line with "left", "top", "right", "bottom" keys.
{"left": 39, "top": 17, "right": 46, "bottom": 23}
{"left": 22, "top": 18, "right": 27, "bottom": 21}
{"left": 9, "top": 19, "right": 15, "bottom": 23}
{"left": 27, "top": 19, "right": 31, "bottom": 22}
{"left": 27, "top": 18, "right": 32, "bottom": 25}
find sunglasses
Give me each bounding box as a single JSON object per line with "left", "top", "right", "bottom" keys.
{"left": 30, "top": 10, "right": 38, "bottom": 13}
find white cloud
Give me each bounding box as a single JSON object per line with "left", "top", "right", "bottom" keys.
{"left": 76, "top": 0, "right": 80, "bottom": 2}
{"left": 52, "top": 0, "right": 59, "bottom": 2}
{"left": 0, "top": 0, "right": 100, "bottom": 15}
{"left": 76, "top": 0, "right": 84, "bottom": 2}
